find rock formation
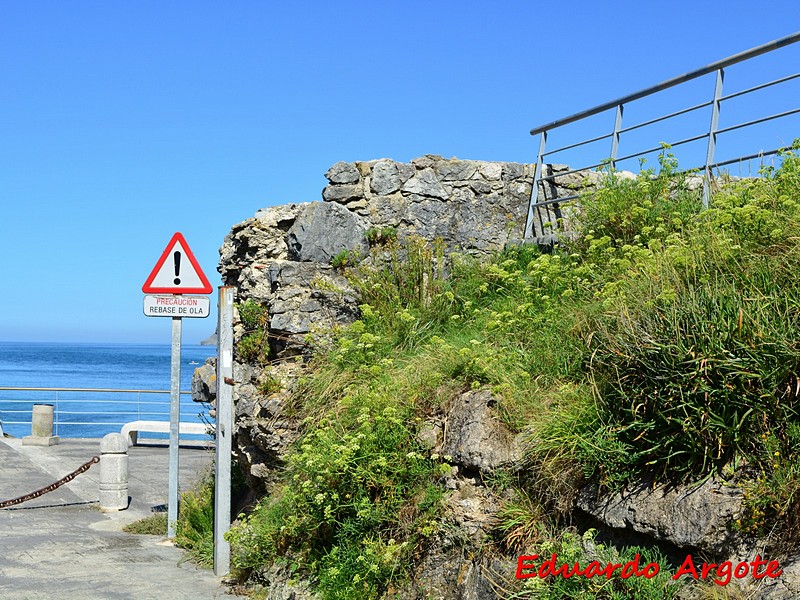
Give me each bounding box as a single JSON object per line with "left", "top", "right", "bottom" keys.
{"left": 196, "top": 155, "right": 797, "bottom": 599}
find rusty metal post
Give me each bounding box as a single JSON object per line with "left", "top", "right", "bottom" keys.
{"left": 214, "top": 286, "right": 235, "bottom": 576}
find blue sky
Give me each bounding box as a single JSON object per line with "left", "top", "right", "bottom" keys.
{"left": 1, "top": 2, "right": 798, "bottom": 344}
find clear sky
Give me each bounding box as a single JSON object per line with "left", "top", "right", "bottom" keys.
{"left": 1, "top": 2, "right": 798, "bottom": 344}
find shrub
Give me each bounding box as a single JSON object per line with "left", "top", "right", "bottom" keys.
{"left": 510, "top": 529, "right": 682, "bottom": 599}
{"left": 366, "top": 226, "right": 398, "bottom": 246}
{"left": 574, "top": 146, "right": 702, "bottom": 250}
{"left": 123, "top": 512, "right": 168, "bottom": 535}
{"left": 227, "top": 398, "right": 442, "bottom": 599}
{"left": 237, "top": 300, "right": 270, "bottom": 364}
{"left": 175, "top": 469, "right": 216, "bottom": 567}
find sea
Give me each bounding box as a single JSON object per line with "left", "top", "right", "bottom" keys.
{"left": 0, "top": 342, "right": 215, "bottom": 439}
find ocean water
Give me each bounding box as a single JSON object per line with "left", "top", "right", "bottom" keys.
{"left": 0, "top": 342, "right": 215, "bottom": 439}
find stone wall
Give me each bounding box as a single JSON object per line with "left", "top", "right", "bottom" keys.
{"left": 217, "top": 155, "right": 589, "bottom": 360}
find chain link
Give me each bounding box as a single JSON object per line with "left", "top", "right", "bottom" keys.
{"left": 0, "top": 456, "right": 100, "bottom": 509}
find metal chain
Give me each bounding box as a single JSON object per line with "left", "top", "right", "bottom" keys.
{"left": 0, "top": 456, "right": 100, "bottom": 509}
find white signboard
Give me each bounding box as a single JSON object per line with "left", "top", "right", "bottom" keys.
{"left": 143, "top": 295, "right": 210, "bottom": 318}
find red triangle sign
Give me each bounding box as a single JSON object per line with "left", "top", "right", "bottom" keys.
{"left": 142, "top": 232, "right": 213, "bottom": 294}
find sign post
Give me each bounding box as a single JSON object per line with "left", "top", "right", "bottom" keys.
{"left": 168, "top": 315, "right": 182, "bottom": 538}
{"left": 214, "top": 286, "right": 234, "bottom": 575}
{"left": 142, "top": 232, "right": 212, "bottom": 538}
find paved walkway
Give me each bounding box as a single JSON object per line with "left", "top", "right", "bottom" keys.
{"left": 0, "top": 437, "right": 246, "bottom": 600}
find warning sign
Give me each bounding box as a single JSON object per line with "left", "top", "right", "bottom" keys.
{"left": 142, "top": 232, "right": 213, "bottom": 294}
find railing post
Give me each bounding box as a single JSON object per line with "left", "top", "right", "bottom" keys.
{"left": 524, "top": 131, "right": 548, "bottom": 240}
{"left": 704, "top": 68, "right": 724, "bottom": 207}
{"left": 610, "top": 104, "right": 624, "bottom": 168}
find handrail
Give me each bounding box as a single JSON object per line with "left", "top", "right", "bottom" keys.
{"left": 0, "top": 386, "right": 191, "bottom": 394}
{"left": 529, "top": 31, "right": 800, "bottom": 136}
{"left": 0, "top": 386, "right": 205, "bottom": 438}
{"left": 524, "top": 32, "right": 800, "bottom": 241}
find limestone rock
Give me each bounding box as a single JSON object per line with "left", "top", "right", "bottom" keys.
{"left": 217, "top": 154, "right": 575, "bottom": 552}
{"left": 191, "top": 357, "right": 217, "bottom": 404}
{"left": 251, "top": 560, "right": 319, "bottom": 600}
{"left": 577, "top": 476, "right": 745, "bottom": 555}
{"left": 436, "top": 159, "right": 477, "bottom": 181}
{"left": 322, "top": 183, "right": 362, "bottom": 203}
{"left": 478, "top": 161, "right": 502, "bottom": 181}
{"left": 231, "top": 363, "right": 306, "bottom": 492}
{"left": 416, "top": 420, "right": 442, "bottom": 450}
{"left": 287, "top": 201, "right": 369, "bottom": 263}
{"left": 218, "top": 203, "right": 306, "bottom": 285}
{"left": 390, "top": 551, "right": 510, "bottom": 600}
{"left": 312, "top": 155, "right": 537, "bottom": 254}
{"left": 401, "top": 168, "right": 449, "bottom": 200}
{"left": 750, "top": 555, "right": 800, "bottom": 599}
{"left": 324, "top": 161, "right": 360, "bottom": 184}
{"left": 443, "top": 390, "right": 521, "bottom": 473}
{"left": 370, "top": 159, "right": 415, "bottom": 195}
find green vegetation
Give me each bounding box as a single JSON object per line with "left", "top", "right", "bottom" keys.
{"left": 123, "top": 512, "right": 168, "bottom": 535}
{"left": 175, "top": 469, "right": 216, "bottom": 567}
{"left": 366, "top": 226, "right": 398, "bottom": 246}
{"left": 237, "top": 299, "right": 271, "bottom": 364}
{"left": 256, "top": 373, "right": 283, "bottom": 396}
{"left": 227, "top": 143, "right": 800, "bottom": 598}
{"left": 123, "top": 470, "right": 216, "bottom": 567}
{"left": 511, "top": 529, "right": 680, "bottom": 600}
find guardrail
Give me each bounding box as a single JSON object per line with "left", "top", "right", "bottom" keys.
{"left": 525, "top": 31, "right": 800, "bottom": 242}
{"left": 0, "top": 387, "right": 210, "bottom": 439}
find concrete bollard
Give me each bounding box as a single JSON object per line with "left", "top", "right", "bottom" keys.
{"left": 99, "top": 433, "right": 129, "bottom": 511}
{"left": 22, "top": 403, "right": 60, "bottom": 446}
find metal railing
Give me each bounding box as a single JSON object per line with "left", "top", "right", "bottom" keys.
{"left": 525, "top": 31, "right": 800, "bottom": 242}
{"left": 0, "top": 387, "right": 210, "bottom": 439}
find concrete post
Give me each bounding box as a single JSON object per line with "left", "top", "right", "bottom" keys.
{"left": 100, "top": 433, "right": 129, "bottom": 511}
{"left": 23, "top": 403, "right": 60, "bottom": 446}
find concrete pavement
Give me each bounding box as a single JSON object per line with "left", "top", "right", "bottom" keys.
{"left": 0, "top": 437, "right": 246, "bottom": 600}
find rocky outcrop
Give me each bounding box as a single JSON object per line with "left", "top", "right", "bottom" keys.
{"left": 219, "top": 203, "right": 360, "bottom": 359}
{"left": 577, "top": 477, "right": 746, "bottom": 556}
{"left": 211, "top": 155, "right": 558, "bottom": 497}
{"left": 191, "top": 358, "right": 217, "bottom": 405}
{"left": 205, "top": 155, "right": 800, "bottom": 599}
{"left": 217, "top": 156, "right": 593, "bottom": 366}
{"left": 442, "top": 390, "right": 523, "bottom": 474}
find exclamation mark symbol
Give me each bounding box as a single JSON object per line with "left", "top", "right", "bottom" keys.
{"left": 173, "top": 251, "right": 182, "bottom": 285}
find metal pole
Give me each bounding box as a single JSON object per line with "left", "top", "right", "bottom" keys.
{"left": 524, "top": 131, "right": 547, "bottom": 240}
{"left": 703, "top": 68, "right": 724, "bottom": 208}
{"left": 167, "top": 315, "right": 182, "bottom": 538}
{"left": 610, "top": 104, "right": 624, "bottom": 168}
{"left": 214, "top": 286, "right": 235, "bottom": 576}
